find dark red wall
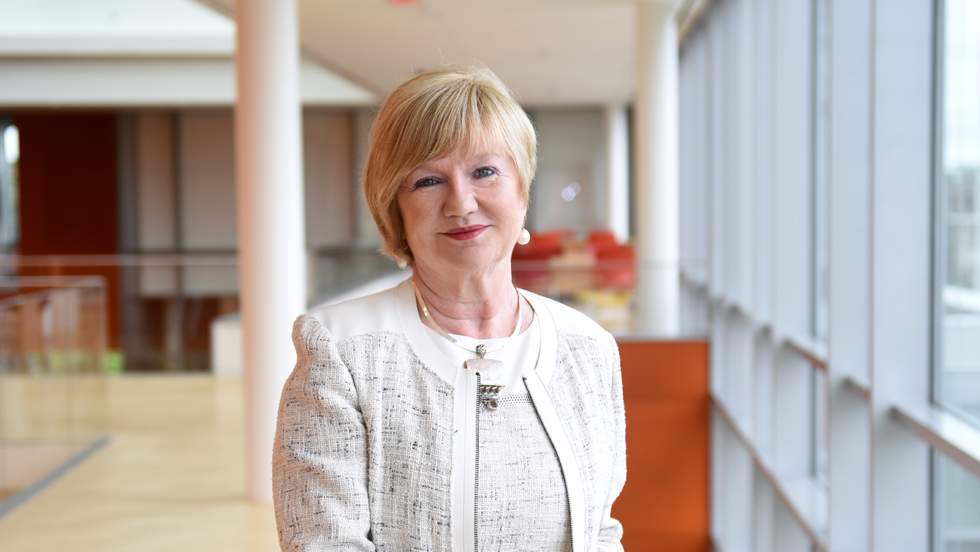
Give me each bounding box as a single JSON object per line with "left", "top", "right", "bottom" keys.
{"left": 17, "top": 114, "right": 118, "bottom": 254}
{"left": 16, "top": 114, "right": 120, "bottom": 347}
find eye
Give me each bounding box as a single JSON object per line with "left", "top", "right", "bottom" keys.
{"left": 412, "top": 176, "right": 440, "bottom": 190}
{"left": 474, "top": 166, "right": 497, "bottom": 178}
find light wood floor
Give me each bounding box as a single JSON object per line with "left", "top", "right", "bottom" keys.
{"left": 0, "top": 375, "right": 280, "bottom": 552}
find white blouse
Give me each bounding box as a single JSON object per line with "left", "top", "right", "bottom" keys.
{"left": 421, "top": 310, "right": 540, "bottom": 396}
{"left": 421, "top": 311, "right": 572, "bottom": 551}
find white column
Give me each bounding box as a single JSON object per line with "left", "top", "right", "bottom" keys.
{"left": 604, "top": 104, "right": 630, "bottom": 244}
{"left": 634, "top": 1, "right": 680, "bottom": 335}
{"left": 234, "top": 0, "right": 307, "bottom": 503}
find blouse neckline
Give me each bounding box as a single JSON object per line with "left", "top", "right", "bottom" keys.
{"left": 394, "top": 278, "right": 559, "bottom": 387}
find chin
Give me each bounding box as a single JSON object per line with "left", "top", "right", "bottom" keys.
{"left": 439, "top": 246, "right": 502, "bottom": 271}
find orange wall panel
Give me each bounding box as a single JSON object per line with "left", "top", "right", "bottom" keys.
{"left": 613, "top": 339, "right": 710, "bottom": 552}
{"left": 619, "top": 340, "right": 709, "bottom": 400}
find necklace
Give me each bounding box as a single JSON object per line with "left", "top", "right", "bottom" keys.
{"left": 413, "top": 279, "right": 523, "bottom": 410}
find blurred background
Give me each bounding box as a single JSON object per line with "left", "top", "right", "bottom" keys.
{"left": 0, "top": 0, "right": 977, "bottom": 551}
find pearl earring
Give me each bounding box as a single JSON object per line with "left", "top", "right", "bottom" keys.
{"left": 517, "top": 228, "right": 530, "bottom": 245}
{"left": 397, "top": 257, "right": 408, "bottom": 269}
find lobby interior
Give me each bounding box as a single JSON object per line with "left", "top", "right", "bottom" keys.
{"left": 1, "top": 1, "right": 979, "bottom": 551}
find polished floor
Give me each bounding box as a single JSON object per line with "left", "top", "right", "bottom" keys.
{"left": 0, "top": 375, "right": 279, "bottom": 552}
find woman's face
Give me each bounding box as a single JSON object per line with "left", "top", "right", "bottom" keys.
{"left": 397, "top": 146, "right": 526, "bottom": 276}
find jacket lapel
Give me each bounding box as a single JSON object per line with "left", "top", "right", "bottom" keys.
{"left": 523, "top": 293, "right": 585, "bottom": 552}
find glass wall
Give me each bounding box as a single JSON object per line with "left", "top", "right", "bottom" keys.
{"left": 937, "top": 454, "right": 980, "bottom": 552}
{"left": 680, "top": 0, "right": 964, "bottom": 550}
{"left": 0, "top": 276, "right": 108, "bottom": 504}
{"left": 681, "top": 0, "right": 833, "bottom": 546}
{"left": 936, "top": 1, "right": 980, "bottom": 550}
{"left": 938, "top": 0, "right": 980, "bottom": 425}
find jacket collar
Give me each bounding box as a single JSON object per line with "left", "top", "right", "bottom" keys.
{"left": 395, "top": 278, "right": 458, "bottom": 383}
{"left": 522, "top": 290, "right": 558, "bottom": 385}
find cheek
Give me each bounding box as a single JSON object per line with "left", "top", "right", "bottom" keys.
{"left": 501, "top": 192, "right": 526, "bottom": 228}
{"left": 395, "top": 196, "right": 417, "bottom": 242}
{"left": 397, "top": 194, "right": 436, "bottom": 244}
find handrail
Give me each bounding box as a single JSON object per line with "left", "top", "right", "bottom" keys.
{"left": 711, "top": 392, "right": 829, "bottom": 552}
{"left": 0, "top": 275, "right": 105, "bottom": 309}
{"left": 787, "top": 336, "right": 829, "bottom": 371}
{"left": 892, "top": 404, "right": 980, "bottom": 481}
{"left": 2, "top": 253, "right": 237, "bottom": 267}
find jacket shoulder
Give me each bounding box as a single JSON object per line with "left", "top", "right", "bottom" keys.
{"left": 305, "top": 282, "right": 404, "bottom": 342}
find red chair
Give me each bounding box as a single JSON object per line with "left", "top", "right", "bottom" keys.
{"left": 594, "top": 245, "right": 636, "bottom": 291}
{"left": 528, "top": 231, "right": 565, "bottom": 250}
{"left": 588, "top": 229, "right": 619, "bottom": 251}
{"left": 512, "top": 242, "right": 562, "bottom": 292}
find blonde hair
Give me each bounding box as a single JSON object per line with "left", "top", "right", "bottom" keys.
{"left": 363, "top": 65, "right": 537, "bottom": 265}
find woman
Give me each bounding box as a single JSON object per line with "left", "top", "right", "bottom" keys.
{"left": 273, "top": 66, "right": 626, "bottom": 552}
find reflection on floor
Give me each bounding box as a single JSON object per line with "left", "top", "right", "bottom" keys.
{"left": 0, "top": 376, "right": 279, "bottom": 552}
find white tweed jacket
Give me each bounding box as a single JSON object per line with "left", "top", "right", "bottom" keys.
{"left": 273, "top": 278, "right": 627, "bottom": 552}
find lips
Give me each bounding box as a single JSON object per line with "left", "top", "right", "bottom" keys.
{"left": 443, "top": 225, "right": 487, "bottom": 241}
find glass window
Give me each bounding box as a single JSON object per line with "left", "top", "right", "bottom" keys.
{"left": 936, "top": 3, "right": 980, "bottom": 550}
{"left": 938, "top": 0, "right": 980, "bottom": 424}
{"left": 0, "top": 121, "right": 19, "bottom": 249}
{"left": 936, "top": 453, "right": 980, "bottom": 552}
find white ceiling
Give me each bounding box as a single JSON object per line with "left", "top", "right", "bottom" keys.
{"left": 0, "top": 0, "right": 677, "bottom": 108}
{"left": 0, "top": 0, "right": 234, "bottom": 55}
{"left": 0, "top": 0, "right": 375, "bottom": 106}
{"left": 206, "top": 0, "right": 643, "bottom": 107}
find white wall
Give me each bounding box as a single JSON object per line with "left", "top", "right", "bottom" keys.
{"left": 135, "top": 112, "right": 179, "bottom": 297}
{"left": 352, "top": 108, "right": 383, "bottom": 248}
{"left": 179, "top": 111, "right": 238, "bottom": 251}
{"left": 170, "top": 109, "right": 362, "bottom": 252}
{"left": 303, "top": 111, "right": 354, "bottom": 249}
{"left": 132, "top": 108, "right": 363, "bottom": 297}
{"left": 136, "top": 113, "right": 176, "bottom": 251}
{"left": 529, "top": 108, "right": 607, "bottom": 234}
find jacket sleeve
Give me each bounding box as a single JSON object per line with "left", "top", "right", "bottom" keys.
{"left": 597, "top": 332, "right": 627, "bottom": 552}
{"left": 273, "top": 315, "right": 374, "bottom": 552}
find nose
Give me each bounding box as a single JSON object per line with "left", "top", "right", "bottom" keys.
{"left": 443, "top": 177, "right": 478, "bottom": 218}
